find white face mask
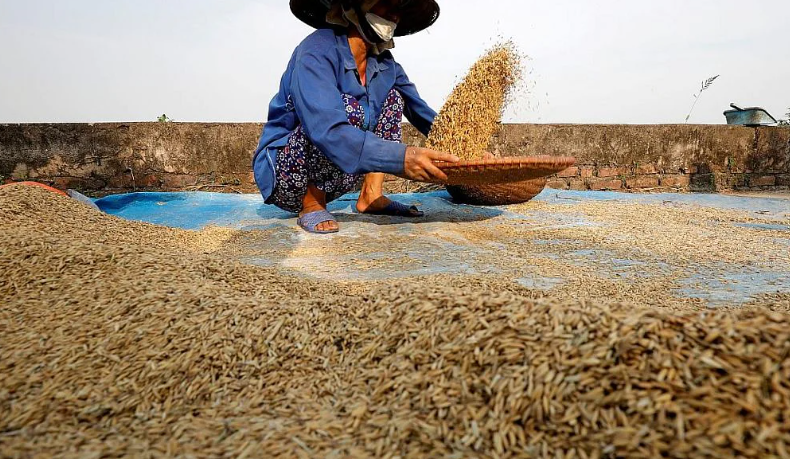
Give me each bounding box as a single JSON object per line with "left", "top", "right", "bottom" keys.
{"left": 365, "top": 13, "right": 398, "bottom": 42}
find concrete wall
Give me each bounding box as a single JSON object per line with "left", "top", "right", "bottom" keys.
{"left": 488, "top": 124, "right": 790, "bottom": 192}
{"left": 0, "top": 123, "right": 261, "bottom": 193}
{"left": 1, "top": 122, "right": 788, "bottom": 195}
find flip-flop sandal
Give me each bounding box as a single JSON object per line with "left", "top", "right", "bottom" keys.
{"left": 297, "top": 209, "right": 339, "bottom": 234}
{"left": 363, "top": 200, "right": 425, "bottom": 218}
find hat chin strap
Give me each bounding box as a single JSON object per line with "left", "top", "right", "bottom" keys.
{"left": 341, "top": 0, "right": 388, "bottom": 44}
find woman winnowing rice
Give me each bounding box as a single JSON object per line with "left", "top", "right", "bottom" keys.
{"left": 253, "top": 0, "right": 458, "bottom": 234}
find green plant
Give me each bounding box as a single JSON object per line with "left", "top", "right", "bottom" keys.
{"left": 157, "top": 114, "right": 174, "bottom": 123}
{"left": 779, "top": 108, "right": 790, "bottom": 127}
{"left": 685, "top": 75, "right": 720, "bottom": 123}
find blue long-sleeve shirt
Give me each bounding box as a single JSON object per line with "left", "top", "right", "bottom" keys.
{"left": 253, "top": 28, "right": 437, "bottom": 201}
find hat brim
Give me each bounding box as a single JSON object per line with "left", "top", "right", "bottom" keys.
{"left": 289, "top": 0, "right": 440, "bottom": 37}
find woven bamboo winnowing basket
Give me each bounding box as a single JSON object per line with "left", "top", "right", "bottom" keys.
{"left": 436, "top": 156, "right": 576, "bottom": 206}
{"left": 446, "top": 178, "right": 549, "bottom": 206}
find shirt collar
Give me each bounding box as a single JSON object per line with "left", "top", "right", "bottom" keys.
{"left": 337, "top": 31, "right": 389, "bottom": 74}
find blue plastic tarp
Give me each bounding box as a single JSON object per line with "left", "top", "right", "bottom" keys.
{"left": 95, "top": 190, "right": 790, "bottom": 231}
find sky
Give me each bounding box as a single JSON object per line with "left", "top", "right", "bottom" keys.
{"left": 1, "top": 0, "right": 789, "bottom": 124}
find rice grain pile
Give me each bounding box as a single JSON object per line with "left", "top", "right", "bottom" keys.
{"left": 426, "top": 43, "right": 521, "bottom": 160}
{"left": 3, "top": 184, "right": 790, "bottom": 458}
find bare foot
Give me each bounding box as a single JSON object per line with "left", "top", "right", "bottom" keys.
{"left": 300, "top": 184, "right": 338, "bottom": 232}
{"left": 356, "top": 173, "right": 422, "bottom": 216}
{"left": 356, "top": 173, "right": 396, "bottom": 214}
{"left": 356, "top": 193, "right": 393, "bottom": 214}
{"left": 356, "top": 192, "right": 423, "bottom": 217}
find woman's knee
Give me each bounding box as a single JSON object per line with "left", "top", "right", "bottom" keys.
{"left": 375, "top": 90, "right": 404, "bottom": 141}
{"left": 341, "top": 93, "right": 366, "bottom": 129}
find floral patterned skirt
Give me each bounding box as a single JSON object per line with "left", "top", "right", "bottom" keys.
{"left": 266, "top": 89, "right": 404, "bottom": 213}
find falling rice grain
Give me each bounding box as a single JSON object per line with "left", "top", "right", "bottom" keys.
{"left": 426, "top": 42, "right": 522, "bottom": 160}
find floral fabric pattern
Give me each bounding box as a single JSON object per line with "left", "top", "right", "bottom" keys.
{"left": 267, "top": 89, "right": 404, "bottom": 213}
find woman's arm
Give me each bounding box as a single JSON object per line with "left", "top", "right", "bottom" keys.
{"left": 393, "top": 61, "right": 437, "bottom": 137}
{"left": 291, "top": 49, "right": 406, "bottom": 176}
{"left": 290, "top": 45, "right": 457, "bottom": 182}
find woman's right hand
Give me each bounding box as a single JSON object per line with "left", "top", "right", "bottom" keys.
{"left": 402, "top": 146, "right": 459, "bottom": 183}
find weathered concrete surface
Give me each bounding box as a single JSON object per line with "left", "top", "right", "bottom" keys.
{"left": 0, "top": 123, "right": 263, "bottom": 192}
{"left": 490, "top": 124, "right": 754, "bottom": 170}
{"left": 2, "top": 123, "right": 789, "bottom": 194}
{"left": 487, "top": 124, "right": 790, "bottom": 193}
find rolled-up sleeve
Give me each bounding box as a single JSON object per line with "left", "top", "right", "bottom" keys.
{"left": 394, "top": 62, "right": 437, "bottom": 137}
{"left": 290, "top": 49, "right": 406, "bottom": 175}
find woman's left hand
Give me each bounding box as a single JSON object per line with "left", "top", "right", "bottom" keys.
{"left": 402, "top": 146, "right": 459, "bottom": 183}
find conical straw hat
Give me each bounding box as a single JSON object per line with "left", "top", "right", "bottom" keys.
{"left": 289, "top": 0, "right": 440, "bottom": 37}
